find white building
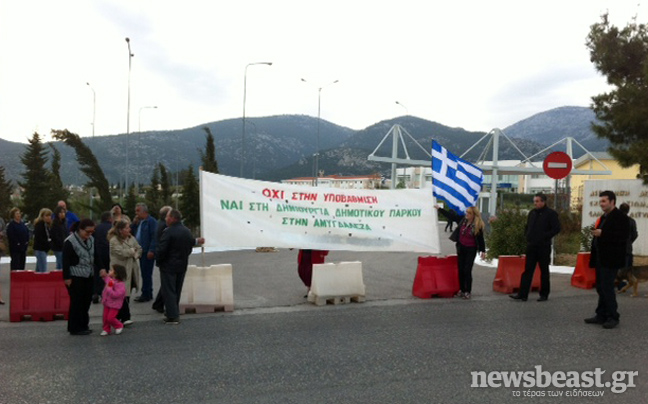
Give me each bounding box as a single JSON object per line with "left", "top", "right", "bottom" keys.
{"left": 282, "top": 174, "right": 382, "bottom": 189}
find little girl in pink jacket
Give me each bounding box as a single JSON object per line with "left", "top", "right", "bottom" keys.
{"left": 100, "top": 264, "right": 127, "bottom": 336}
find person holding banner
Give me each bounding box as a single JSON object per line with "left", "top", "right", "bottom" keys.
{"left": 297, "top": 249, "right": 329, "bottom": 297}
{"left": 435, "top": 205, "right": 485, "bottom": 300}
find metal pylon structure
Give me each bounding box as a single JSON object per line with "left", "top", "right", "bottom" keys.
{"left": 366, "top": 124, "right": 612, "bottom": 215}
{"left": 367, "top": 124, "right": 430, "bottom": 189}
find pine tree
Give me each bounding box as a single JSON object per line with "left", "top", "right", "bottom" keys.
{"left": 146, "top": 166, "right": 161, "bottom": 215}
{"left": 159, "top": 163, "right": 172, "bottom": 206}
{"left": 49, "top": 143, "right": 69, "bottom": 203}
{"left": 199, "top": 127, "right": 219, "bottom": 174}
{"left": 125, "top": 183, "right": 138, "bottom": 218}
{"left": 0, "top": 165, "right": 13, "bottom": 219}
{"left": 587, "top": 13, "right": 648, "bottom": 182}
{"left": 19, "top": 132, "right": 55, "bottom": 220}
{"left": 51, "top": 129, "right": 113, "bottom": 211}
{"left": 180, "top": 165, "right": 200, "bottom": 234}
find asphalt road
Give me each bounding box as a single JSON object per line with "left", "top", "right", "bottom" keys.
{"left": 1, "top": 224, "right": 647, "bottom": 403}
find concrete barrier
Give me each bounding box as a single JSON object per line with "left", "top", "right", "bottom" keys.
{"left": 308, "top": 261, "right": 366, "bottom": 306}
{"left": 10, "top": 270, "right": 69, "bottom": 322}
{"left": 180, "top": 264, "right": 234, "bottom": 313}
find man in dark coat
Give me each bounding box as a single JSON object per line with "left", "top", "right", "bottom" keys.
{"left": 92, "top": 211, "right": 113, "bottom": 303}
{"left": 156, "top": 209, "right": 204, "bottom": 324}
{"left": 152, "top": 205, "right": 172, "bottom": 313}
{"left": 585, "top": 190, "right": 630, "bottom": 329}
{"left": 510, "top": 193, "right": 561, "bottom": 302}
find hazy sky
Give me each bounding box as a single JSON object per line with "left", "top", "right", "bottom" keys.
{"left": 0, "top": 0, "right": 644, "bottom": 144}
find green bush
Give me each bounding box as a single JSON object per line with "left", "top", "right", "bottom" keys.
{"left": 486, "top": 208, "right": 528, "bottom": 259}
{"left": 580, "top": 225, "right": 594, "bottom": 252}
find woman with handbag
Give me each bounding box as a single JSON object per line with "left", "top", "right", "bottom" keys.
{"left": 436, "top": 205, "right": 486, "bottom": 300}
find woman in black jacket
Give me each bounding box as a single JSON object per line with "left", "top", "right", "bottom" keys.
{"left": 6, "top": 207, "right": 29, "bottom": 270}
{"left": 50, "top": 206, "right": 68, "bottom": 270}
{"left": 436, "top": 205, "right": 486, "bottom": 300}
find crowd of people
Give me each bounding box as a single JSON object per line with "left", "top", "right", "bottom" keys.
{"left": 0, "top": 189, "right": 640, "bottom": 333}
{"left": 0, "top": 200, "right": 204, "bottom": 335}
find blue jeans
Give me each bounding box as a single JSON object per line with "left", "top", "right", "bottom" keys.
{"left": 35, "top": 250, "right": 48, "bottom": 273}
{"left": 140, "top": 256, "right": 155, "bottom": 298}
{"left": 53, "top": 251, "right": 63, "bottom": 270}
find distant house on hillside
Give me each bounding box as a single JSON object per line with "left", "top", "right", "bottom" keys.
{"left": 571, "top": 152, "right": 640, "bottom": 208}
{"left": 282, "top": 174, "right": 382, "bottom": 189}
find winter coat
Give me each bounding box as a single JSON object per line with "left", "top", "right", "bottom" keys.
{"left": 109, "top": 236, "right": 142, "bottom": 297}
{"left": 102, "top": 277, "right": 126, "bottom": 310}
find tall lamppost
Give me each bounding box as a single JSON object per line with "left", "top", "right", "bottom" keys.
{"left": 86, "top": 82, "right": 96, "bottom": 137}
{"left": 124, "top": 37, "right": 134, "bottom": 202}
{"left": 301, "top": 78, "right": 339, "bottom": 186}
{"left": 395, "top": 100, "right": 408, "bottom": 115}
{"left": 139, "top": 105, "right": 158, "bottom": 132}
{"left": 134, "top": 105, "right": 157, "bottom": 192}
{"left": 241, "top": 62, "right": 272, "bottom": 177}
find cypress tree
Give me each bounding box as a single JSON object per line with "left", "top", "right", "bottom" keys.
{"left": 125, "top": 183, "right": 138, "bottom": 218}
{"left": 180, "top": 165, "right": 200, "bottom": 234}
{"left": 159, "top": 163, "right": 172, "bottom": 206}
{"left": 49, "top": 143, "right": 69, "bottom": 203}
{"left": 51, "top": 129, "right": 113, "bottom": 211}
{"left": 200, "top": 127, "right": 219, "bottom": 174}
{"left": 146, "top": 165, "right": 161, "bottom": 215}
{"left": 0, "top": 165, "right": 13, "bottom": 219}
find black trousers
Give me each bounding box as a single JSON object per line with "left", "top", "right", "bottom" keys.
{"left": 160, "top": 270, "right": 186, "bottom": 319}
{"left": 595, "top": 264, "right": 620, "bottom": 321}
{"left": 67, "top": 275, "right": 93, "bottom": 333}
{"left": 117, "top": 296, "right": 131, "bottom": 322}
{"left": 519, "top": 244, "right": 551, "bottom": 298}
{"left": 456, "top": 244, "right": 477, "bottom": 293}
{"left": 10, "top": 248, "right": 26, "bottom": 270}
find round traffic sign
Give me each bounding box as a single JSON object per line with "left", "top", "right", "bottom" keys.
{"left": 543, "top": 151, "right": 572, "bottom": 179}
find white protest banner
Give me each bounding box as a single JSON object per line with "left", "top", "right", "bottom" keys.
{"left": 200, "top": 172, "right": 440, "bottom": 253}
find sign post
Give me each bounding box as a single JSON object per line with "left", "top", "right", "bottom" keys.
{"left": 543, "top": 151, "right": 573, "bottom": 265}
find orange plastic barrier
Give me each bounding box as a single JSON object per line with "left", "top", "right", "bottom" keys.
{"left": 492, "top": 255, "right": 541, "bottom": 294}
{"left": 570, "top": 252, "right": 595, "bottom": 289}
{"left": 412, "top": 255, "right": 459, "bottom": 298}
{"left": 10, "top": 270, "right": 70, "bottom": 322}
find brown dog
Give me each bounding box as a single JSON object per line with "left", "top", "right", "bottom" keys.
{"left": 616, "top": 266, "right": 648, "bottom": 297}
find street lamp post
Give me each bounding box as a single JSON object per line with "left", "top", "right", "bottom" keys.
{"left": 301, "top": 78, "right": 339, "bottom": 186}
{"left": 124, "top": 37, "right": 134, "bottom": 203}
{"left": 241, "top": 62, "right": 272, "bottom": 178}
{"left": 135, "top": 106, "right": 158, "bottom": 192}
{"left": 139, "top": 105, "right": 158, "bottom": 132}
{"left": 395, "top": 100, "right": 408, "bottom": 115}
{"left": 86, "top": 82, "right": 96, "bottom": 137}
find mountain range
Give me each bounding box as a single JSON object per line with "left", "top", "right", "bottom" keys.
{"left": 0, "top": 106, "right": 603, "bottom": 185}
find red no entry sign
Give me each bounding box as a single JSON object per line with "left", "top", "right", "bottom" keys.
{"left": 543, "top": 151, "right": 572, "bottom": 179}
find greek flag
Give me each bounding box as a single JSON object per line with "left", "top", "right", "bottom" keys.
{"left": 432, "top": 140, "right": 483, "bottom": 214}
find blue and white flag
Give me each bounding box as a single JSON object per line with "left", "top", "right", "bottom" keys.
{"left": 431, "top": 140, "right": 483, "bottom": 214}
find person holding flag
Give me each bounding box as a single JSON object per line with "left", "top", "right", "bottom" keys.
{"left": 431, "top": 140, "right": 485, "bottom": 299}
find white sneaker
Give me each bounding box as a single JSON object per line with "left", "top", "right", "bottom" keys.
{"left": 115, "top": 328, "right": 124, "bottom": 335}
{"left": 100, "top": 331, "right": 109, "bottom": 336}
{"left": 123, "top": 320, "right": 134, "bottom": 326}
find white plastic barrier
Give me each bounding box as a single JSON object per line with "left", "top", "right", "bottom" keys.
{"left": 180, "top": 264, "right": 234, "bottom": 312}
{"left": 308, "top": 261, "right": 366, "bottom": 306}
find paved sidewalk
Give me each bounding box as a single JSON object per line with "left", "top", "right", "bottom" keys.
{"left": 0, "top": 223, "right": 589, "bottom": 326}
